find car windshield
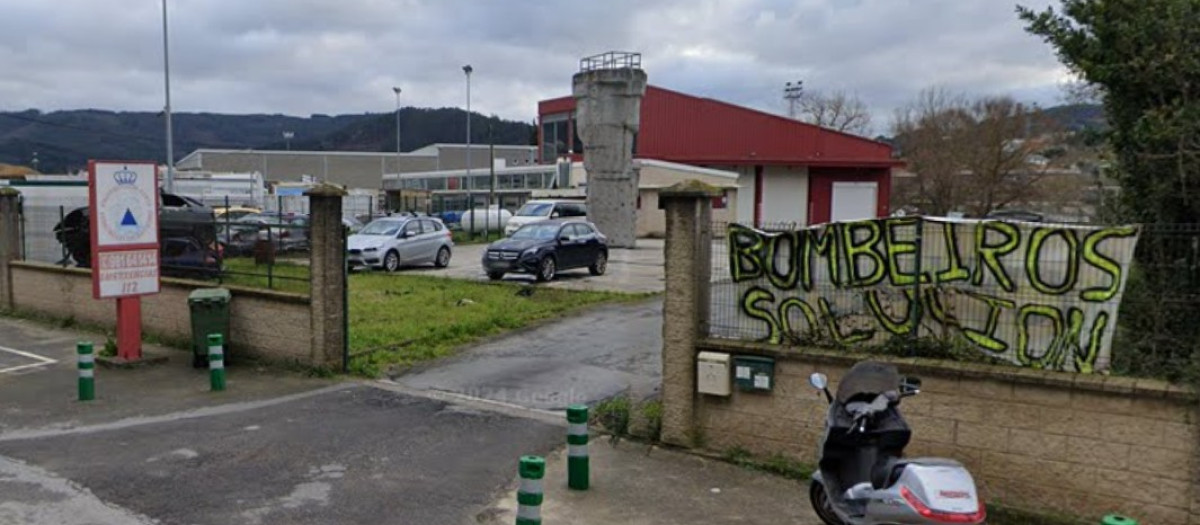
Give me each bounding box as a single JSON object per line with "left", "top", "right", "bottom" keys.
{"left": 510, "top": 223, "right": 560, "bottom": 240}
{"left": 359, "top": 220, "right": 406, "bottom": 236}
{"left": 516, "top": 203, "right": 554, "bottom": 217}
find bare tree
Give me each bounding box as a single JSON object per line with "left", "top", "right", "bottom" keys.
{"left": 797, "top": 90, "right": 873, "bottom": 135}
{"left": 892, "top": 88, "right": 1061, "bottom": 216}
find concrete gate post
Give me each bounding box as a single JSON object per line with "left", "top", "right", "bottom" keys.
{"left": 573, "top": 62, "right": 647, "bottom": 248}
{"left": 304, "top": 184, "right": 348, "bottom": 370}
{"left": 659, "top": 180, "right": 720, "bottom": 447}
{"left": 0, "top": 188, "right": 21, "bottom": 311}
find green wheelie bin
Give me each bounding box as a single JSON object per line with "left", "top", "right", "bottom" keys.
{"left": 187, "top": 288, "right": 231, "bottom": 368}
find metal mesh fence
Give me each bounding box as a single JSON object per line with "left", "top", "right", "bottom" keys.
{"left": 19, "top": 202, "right": 78, "bottom": 265}
{"left": 18, "top": 195, "right": 312, "bottom": 294}
{"left": 708, "top": 219, "right": 1196, "bottom": 378}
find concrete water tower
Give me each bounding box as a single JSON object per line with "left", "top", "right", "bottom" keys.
{"left": 573, "top": 51, "right": 647, "bottom": 248}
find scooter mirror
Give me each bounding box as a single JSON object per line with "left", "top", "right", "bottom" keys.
{"left": 809, "top": 373, "right": 828, "bottom": 390}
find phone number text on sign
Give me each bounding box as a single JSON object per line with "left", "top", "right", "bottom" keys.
{"left": 97, "top": 249, "right": 160, "bottom": 298}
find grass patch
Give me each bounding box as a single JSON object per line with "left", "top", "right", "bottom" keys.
{"left": 722, "top": 446, "right": 814, "bottom": 481}
{"left": 451, "top": 230, "right": 506, "bottom": 245}
{"left": 218, "top": 257, "right": 310, "bottom": 294}
{"left": 347, "top": 274, "right": 648, "bottom": 376}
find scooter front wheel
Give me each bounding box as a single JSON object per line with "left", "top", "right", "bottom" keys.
{"left": 809, "top": 480, "right": 846, "bottom": 525}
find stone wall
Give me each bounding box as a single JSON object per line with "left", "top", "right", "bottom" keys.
{"left": 8, "top": 261, "right": 314, "bottom": 366}
{"left": 694, "top": 340, "right": 1199, "bottom": 524}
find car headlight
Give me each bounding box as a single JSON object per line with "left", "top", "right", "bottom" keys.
{"left": 363, "top": 247, "right": 378, "bottom": 252}
{"left": 522, "top": 247, "right": 540, "bottom": 257}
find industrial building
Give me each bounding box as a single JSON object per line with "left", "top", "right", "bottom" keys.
{"left": 538, "top": 85, "right": 902, "bottom": 226}
{"left": 176, "top": 143, "right": 537, "bottom": 191}
{"left": 382, "top": 158, "right": 738, "bottom": 238}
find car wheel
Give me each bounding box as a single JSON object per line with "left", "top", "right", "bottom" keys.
{"left": 487, "top": 271, "right": 505, "bottom": 281}
{"left": 435, "top": 246, "right": 451, "bottom": 268}
{"left": 589, "top": 251, "right": 608, "bottom": 276}
{"left": 384, "top": 250, "right": 400, "bottom": 272}
{"left": 536, "top": 256, "right": 556, "bottom": 282}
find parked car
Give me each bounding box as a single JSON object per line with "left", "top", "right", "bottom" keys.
{"left": 342, "top": 215, "right": 364, "bottom": 234}
{"left": 347, "top": 217, "right": 453, "bottom": 271}
{"left": 504, "top": 199, "right": 588, "bottom": 236}
{"left": 213, "top": 205, "right": 261, "bottom": 221}
{"left": 160, "top": 237, "right": 219, "bottom": 279}
{"left": 54, "top": 191, "right": 216, "bottom": 268}
{"left": 236, "top": 212, "right": 311, "bottom": 252}
{"left": 483, "top": 220, "right": 608, "bottom": 282}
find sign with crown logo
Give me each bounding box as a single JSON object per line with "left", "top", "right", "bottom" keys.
{"left": 89, "top": 161, "right": 160, "bottom": 299}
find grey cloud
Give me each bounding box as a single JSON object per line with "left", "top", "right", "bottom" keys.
{"left": 0, "top": 0, "right": 1068, "bottom": 134}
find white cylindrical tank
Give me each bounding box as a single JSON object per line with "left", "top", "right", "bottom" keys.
{"left": 458, "top": 207, "right": 512, "bottom": 234}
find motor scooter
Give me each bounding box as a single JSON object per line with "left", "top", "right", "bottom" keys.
{"left": 808, "top": 361, "right": 986, "bottom": 524}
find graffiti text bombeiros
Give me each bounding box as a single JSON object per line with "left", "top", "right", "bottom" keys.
{"left": 724, "top": 217, "right": 1140, "bottom": 373}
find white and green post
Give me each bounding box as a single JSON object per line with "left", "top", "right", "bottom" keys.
{"left": 77, "top": 341, "right": 94, "bottom": 401}
{"left": 208, "top": 333, "right": 225, "bottom": 391}
{"left": 516, "top": 455, "right": 545, "bottom": 525}
{"left": 567, "top": 404, "right": 589, "bottom": 490}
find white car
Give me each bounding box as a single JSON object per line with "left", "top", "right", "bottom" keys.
{"left": 504, "top": 199, "right": 588, "bottom": 236}
{"left": 347, "top": 217, "right": 454, "bottom": 272}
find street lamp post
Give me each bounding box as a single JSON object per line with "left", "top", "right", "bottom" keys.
{"left": 393, "top": 86, "right": 402, "bottom": 212}
{"left": 463, "top": 65, "right": 474, "bottom": 233}
{"left": 282, "top": 131, "right": 294, "bottom": 151}
{"left": 161, "top": 0, "right": 174, "bottom": 192}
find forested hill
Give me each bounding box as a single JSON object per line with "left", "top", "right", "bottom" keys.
{"left": 0, "top": 108, "right": 535, "bottom": 173}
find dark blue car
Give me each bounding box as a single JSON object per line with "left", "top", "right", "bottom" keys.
{"left": 482, "top": 220, "right": 608, "bottom": 282}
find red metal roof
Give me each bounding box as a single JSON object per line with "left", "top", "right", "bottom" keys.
{"left": 538, "top": 85, "right": 900, "bottom": 167}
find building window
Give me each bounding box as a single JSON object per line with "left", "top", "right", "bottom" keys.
{"left": 540, "top": 113, "right": 571, "bottom": 163}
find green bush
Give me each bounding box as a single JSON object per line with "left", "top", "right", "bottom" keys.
{"left": 592, "top": 395, "right": 632, "bottom": 437}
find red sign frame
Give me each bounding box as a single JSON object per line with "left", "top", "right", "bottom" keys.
{"left": 88, "top": 160, "right": 162, "bottom": 300}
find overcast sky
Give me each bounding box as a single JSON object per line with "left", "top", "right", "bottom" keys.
{"left": 0, "top": 0, "right": 1069, "bottom": 134}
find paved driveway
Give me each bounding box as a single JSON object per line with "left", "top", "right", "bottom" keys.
{"left": 402, "top": 239, "right": 667, "bottom": 294}
{"left": 395, "top": 299, "right": 663, "bottom": 409}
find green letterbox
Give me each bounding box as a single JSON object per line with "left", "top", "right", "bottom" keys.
{"left": 733, "top": 355, "right": 775, "bottom": 393}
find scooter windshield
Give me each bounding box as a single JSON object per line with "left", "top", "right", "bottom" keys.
{"left": 835, "top": 362, "right": 901, "bottom": 403}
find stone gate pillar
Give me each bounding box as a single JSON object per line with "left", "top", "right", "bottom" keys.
{"left": 659, "top": 180, "right": 720, "bottom": 447}
{"left": 0, "top": 188, "right": 21, "bottom": 311}
{"left": 305, "top": 184, "right": 347, "bottom": 370}
{"left": 573, "top": 52, "right": 647, "bottom": 248}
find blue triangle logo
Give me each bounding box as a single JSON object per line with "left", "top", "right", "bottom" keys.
{"left": 121, "top": 209, "right": 138, "bottom": 227}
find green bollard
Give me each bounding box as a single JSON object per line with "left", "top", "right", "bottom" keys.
{"left": 567, "top": 404, "right": 589, "bottom": 490}
{"left": 516, "top": 455, "right": 545, "bottom": 525}
{"left": 208, "top": 333, "right": 225, "bottom": 392}
{"left": 1102, "top": 515, "right": 1137, "bottom": 525}
{"left": 77, "top": 341, "right": 94, "bottom": 401}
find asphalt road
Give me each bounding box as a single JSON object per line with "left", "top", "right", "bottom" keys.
{"left": 0, "top": 384, "right": 562, "bottom": 525}
{"left": 395, "top": 299, "right": 664, "bottom": 409}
